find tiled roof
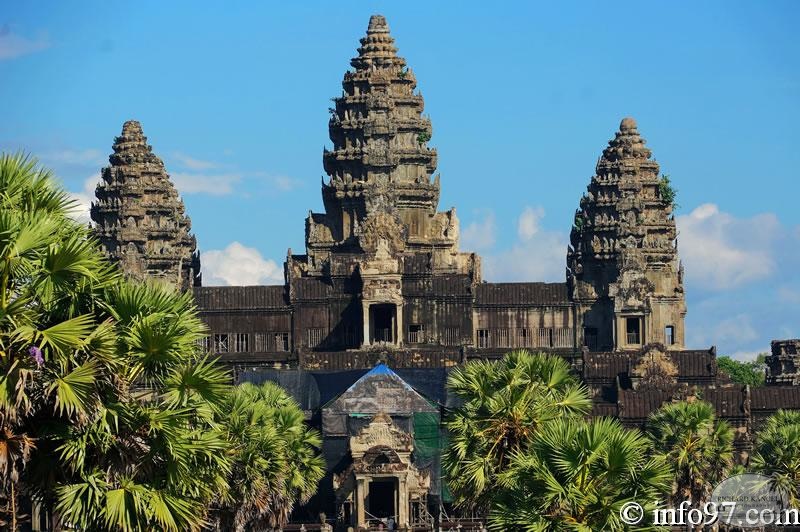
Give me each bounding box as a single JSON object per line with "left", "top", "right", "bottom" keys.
{"left": 591, "top": 401, "right": 618, "bottom": 417}
{"left": 475, "top": 282, "right": 570, "bottom": 306}
{"left": 193, "top": 285, "right": 287, "bottom": 310}
{"left": 703, "top": 387, "right": 746, "bottom": 417}
{"left": 583, "top": 352, "right": 634, "bottom": 382}
{"left": 583, "top": 348, "right": 717, "bottom": 384}
{"left": 617, "top": 389, "right": 671, "bottom": 419}
{"left": 751, "top": 386, "right": 800, "bottom": 410}
{"left": 672, "top": 350, "right": 717, "bottom": 379}
{"left": 294, "top": 278, "right": 332, "bottom": 300}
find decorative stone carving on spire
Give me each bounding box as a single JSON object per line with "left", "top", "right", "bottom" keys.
{"left": 323, "top": 13, "right": 437, "bottom": 188}
{"left": 294, "top": 14, "right": 478, "bottom": 281}
{"left": 91, "top": 120, "right": 201, "bottom": 289}
{"left": 567, "top": 118, "right": 686, "bottom": 349}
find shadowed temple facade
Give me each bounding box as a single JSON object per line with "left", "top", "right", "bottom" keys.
{"left": 91, "top": 14, "right": 800, "bottom": 531}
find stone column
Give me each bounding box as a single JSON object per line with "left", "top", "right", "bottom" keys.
{"left": 397, "top": 476, "right": 409, "bottom": 528}
{"left": 362, "top": 303, "right": 371, "bottom": 347}
{"left": 395, "top": 302, "right": 403, "bottom": 346}
{"left": 356, "top": 477, "right": 366, "bottom": 528}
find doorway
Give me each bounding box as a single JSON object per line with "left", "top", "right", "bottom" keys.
{"left": 626, "top": 317, "right": 641, "bottom": 345}
{"left": 370, "top": 304, "right": 396, "bottom": 344}
{"left": 367, "top": 479, "right": 396, "bottom": 520}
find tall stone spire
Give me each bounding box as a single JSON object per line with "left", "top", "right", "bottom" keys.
{"left": 300, "top": 14, "right": 471, "bottom": 277}
{"left": 91, "top": 120, "right": 201, "bottom": 289}
{"left": 568, "top": 118, "right": 685, "bottom": 350}
{"left": 323, "top": 14, "right": 437, "bottom": 193}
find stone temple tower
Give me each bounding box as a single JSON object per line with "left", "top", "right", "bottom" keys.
{"left": 567, "top": 118, "right": 686, "bottom": 351}
{"left": 308, "top": 14, "right": 464, "bottom": 268}
{"left": 91, "top": 120, "right": 201, "bottom": 289}
{"left": 285, "top": 14, "right": 479, "bottom": 351}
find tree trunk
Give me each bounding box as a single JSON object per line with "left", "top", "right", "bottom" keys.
{"left": 10, "top": 481, "right": 16, "bottom": 531}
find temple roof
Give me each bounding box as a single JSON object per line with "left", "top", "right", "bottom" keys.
{"left": 475, "top": 282, "right": 569, "bottom": 306}
{"left": 351, "top": 14, "right": 404, "bottom": 71}
{"left": 323, "top": 363, "right": 438, "bottom": 415}
{"left": 193, "top": 285, "right": 287, "bottom": 310}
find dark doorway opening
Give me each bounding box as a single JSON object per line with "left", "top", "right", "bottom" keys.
{"left": 370, "top": 304, "right": 395, "bottom": 343}
{"left": 368, "top": 479, "right": 396, "bottom": 519}
{"left": 584, "top": 327, "right": 598, "bottom": 351}
{"left": 626, "top": 317, "right": 641, "bottom": 345}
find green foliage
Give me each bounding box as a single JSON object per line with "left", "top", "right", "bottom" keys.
{"left": 211, "top": 382, "right": 325, "bottom": 530}
{"left": 0, "top": 153, "right": 323, "bottom": 531}
{"left": 658, "top": 174, "right": 678, "bottom": 210}
{"left": 573, "top": 212, "right": 584, "bottom": 231}
{"left": 444, "top": 351, "right": 670, "bottom": 530}
{"left": 490, "top": 417, "right": 671, "bottom": 531}
{"left": 717, "top": 354, "right": 766, "bottom": 387}
{"left": 443, "top": 350, "right": 591, "bottom": 510}
{"left": 750, "top": 409, "right": 800, "bottom": 506}
{"left": 417, "top": 131, "right": 431, "bottom": 145}
{"left": 646, "top": 400, "right": 734, "bottom": 506}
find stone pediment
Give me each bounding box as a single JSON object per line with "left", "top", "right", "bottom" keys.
{"left": 630, "top": 344, "right": 679, "bottom": 392}
{"left": 351, "top": 414, "right": 412, "bottom": 458}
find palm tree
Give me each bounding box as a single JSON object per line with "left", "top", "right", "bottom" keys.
{"left": 750, "top": 409, "right": 800, "bottom": 506}
{"left": 443, "top": 350, "right": 591, "bottom": 510}
{"left": 0, "top": 153, "right": 237, "bottom": 531}
{"left": 51, "top": 282, "right": 234, "bottom": 531}
{"left": 645, "top": 399, "right": 734, "bottom": 506}
{"left": 490, "top": 417, "right": 671, "bottom": 531}
{"left": 213, "top": 382, "right": 324, "bottom": 531}
{"left": 0, "top": 153, "right": 121, "bottom": 528}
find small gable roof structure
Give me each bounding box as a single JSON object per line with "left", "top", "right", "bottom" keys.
{"left": 323, "top": 363, "right": 438, "bottom": 416}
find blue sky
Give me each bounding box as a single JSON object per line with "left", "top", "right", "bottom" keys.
{"left": 1, "top": 1, "right": 798, "bottom": 358}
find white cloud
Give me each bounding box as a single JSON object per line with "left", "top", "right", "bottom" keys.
{"left": 251, "top": 171, "right": 303, "bottom": 193}
{"left": 0, "top": 25, "right": 49, "bottom": 60}
{"left": 66, "top": 173, "right": 101, "bottom": 223}
{"left": 712, "top": 314, "right": 759, "bottom": 345}
{"left": 202, "top": 242, "right": 283, "bottom": 286}
{"left": 468, "top": 206, "right": 566, "bottom": 282}
{"left": 167, "top": 162, "right": 301, "bottom": 195}
{"left": 461, "top": 211, "right": 496, "bottom": 251}
{"left": 687, "top": 311, "right": 760, "bottom": 353}
{"left": 729, "top": 350, "right": 766, "bottom": 362}
{"left": 267, "top": 175, "right": 302, "bottom": 192}
{"left": 677, "top": 203, "right": 780, "bottom": 290}
{"left": 517, "top": 206, "right": 544, "bottom": 241}
{"left": 41, "top": 148, "right": 105, "bottom": 167}
{"left": 483, "top": 231, "right": 566, "bottom": 282}
{"left": 171, "top": 172, "right": 241, "bottom": 195}
{"left": 172, "top": 152, "right": 217, "bottom": 170}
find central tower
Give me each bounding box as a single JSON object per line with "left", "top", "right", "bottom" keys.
{"left": 287, "top": 15, "right": 479, "bottom": 352}
{"left": 307, "top": 14, "right": 464, "bottom": 267}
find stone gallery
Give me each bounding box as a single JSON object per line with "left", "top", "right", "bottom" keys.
{"left": 89, "top": 14, "right": 800, "bottom": 531}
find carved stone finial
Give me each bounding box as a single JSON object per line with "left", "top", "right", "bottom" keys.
{"left": 367, "top": 14, "right": 389, "bottom": 33}
{"left": 620, "top": 116, "right": 637, "bottom": 132}
{"left": 121, "top": 120, "right": 144, "bottom": 136}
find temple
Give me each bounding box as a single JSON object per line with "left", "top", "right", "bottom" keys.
{"left": 91, "top": 15, "right": 799, "bottom": 531}
{"left": 91, "top": 120, "right": 201, "bottom": 289}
